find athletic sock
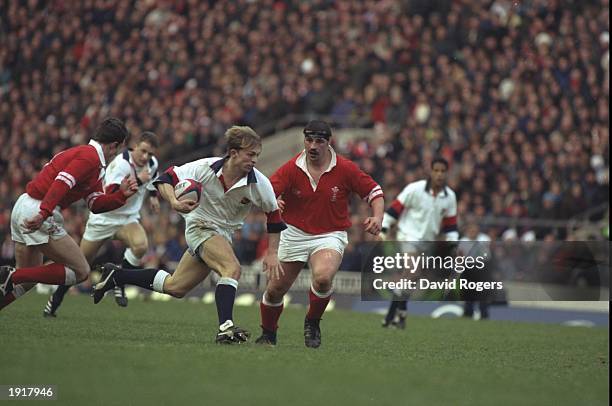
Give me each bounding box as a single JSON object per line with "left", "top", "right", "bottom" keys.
{"left": 260, "top": 293, "right": 284, "bottom": 332}
{"left": 306, "top": 285, "right": 332, "bottom": 320}
{"left": 113, "top": 268, "right": 168, "bottom": 292}
{"left": 12, "top": 263, "right": 77, "bottom": 285}
{"left": 215, "top": 277, "right": 238, "bottom": 326}
{"left": 122, "top": 249, "right": 141, "bottom": 269}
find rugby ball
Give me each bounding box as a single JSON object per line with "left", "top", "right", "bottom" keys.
{"left": 174, "top": 179, "right": 202, "bottom": 203}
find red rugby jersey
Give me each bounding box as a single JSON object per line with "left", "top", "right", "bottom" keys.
{"left": 25, "top": 140, "right": 128, "bottom": 219}
{"left": 270, "top": 148, "right": 383, "bottom": 234}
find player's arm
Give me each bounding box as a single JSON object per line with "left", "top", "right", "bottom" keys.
{"left": 348, "top": 162, "right": 385, "bottom": 236}
{"left": 153, "top": 165, "right": 198, "bottom": 214}
{"left": 256, "top": 174, "right": 288, "bottom": 280}
{"left": 88, "top": 157, "right": 139, "bottom": 213}
{"left": 269, "top": 162, "right": 292, "bottom": 212}
{"left": 380, "top": 185, "right": 411, "bottom": 240}
{"left": 364, "top": 194, "right": 385, "bottom": 235}
{"left": 147, "top": 165, "right": 160, "bottom": 213}
{"left": 36, "top": 156, "right": 96, "bottom": 221}
{"left": 88, "top": 175, "right": 138, "bottom": 213}
{"left": 441, "top": 192, "right": 459, "bottom": 242}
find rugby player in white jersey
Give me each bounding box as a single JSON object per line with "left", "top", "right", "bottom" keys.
{"left": 91, "top": 126, "right": 286, "bottom": 344}
{"left": 380, "top": 157, "right": 458, "bottom": 328}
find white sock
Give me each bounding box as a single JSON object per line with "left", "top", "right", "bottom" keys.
{"left": 152, "top": 270, "right": 170, "bottom": 293}
{"left": 123, "top": 248, "right": 141, "bottom": 267}
{"left": 64, "top": 267, "right": 77, "bottom": 285}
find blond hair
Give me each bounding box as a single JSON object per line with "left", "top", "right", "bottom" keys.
{"left": 225, "top": 125, "right": 261, "bottom": 152}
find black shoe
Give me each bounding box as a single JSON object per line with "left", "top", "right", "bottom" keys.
{"left": 304, "top": 318, "right": 321, "bottom": 348}
{"left": 43, "top": 297, "right": 58, "bottom": 318}
{"left": 92, "top": 263, "right": 120, "bottom": 304}
{"left": 255, "top": 328, "right": 277, "bottom": 346}
{"left": 215, "top": 321, "right": 250, "bottom": 344}
{"left": 381, "top": 319, "right": 395, "bottom": 328}
{"left": 0, "top": 265, "right": 15, "bottom": 299}
{"left": 114, "top": 286, "right": 128, "bottom": 307}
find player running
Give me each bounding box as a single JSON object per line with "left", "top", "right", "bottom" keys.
{"left": 90, "top": 126, "right": 286, "bottom": 344}
{"left": 0, "top": 117, "right": 138, "bottom": 309}
{"left": 256, "top": 120, "right": 384, "bottom": 348}
{"left": 42, "top": 131, "right": 160, "bottom": 317}
{"left": 379, "top": 157, "right": 458, "bottom": 328}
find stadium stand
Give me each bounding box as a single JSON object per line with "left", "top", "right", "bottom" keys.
{"left": 0, "top": 0, "right": 608, "bottom": 270}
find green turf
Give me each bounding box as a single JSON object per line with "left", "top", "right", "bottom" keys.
{"left": 0, "top": 293, "right": 608, "bottom": 406}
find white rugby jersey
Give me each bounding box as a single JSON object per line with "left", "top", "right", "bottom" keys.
{"left": 87, "top": 149, "right": 158, "bottom": 220}
{"left": 382, "top": 179, "right": 458, "bottom": 241}
{"left": 159, "top": 157, "right": 282, "bottom": 233}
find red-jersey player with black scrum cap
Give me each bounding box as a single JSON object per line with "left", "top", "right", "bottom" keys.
{"left": 255, "top": 120, "right": 385, "bottom": 348}
{"left": 0, "top": 117, "right": 138, "bottom": 309}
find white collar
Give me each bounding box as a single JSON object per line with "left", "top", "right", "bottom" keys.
{"left": 295, "top": 146, "right": 337, "bottom": 191}
{"left": 88, "top": 139, "right": 106, "bottom": 168}
{"left": 295, "top": 145, "right": 337, "bottom": 174}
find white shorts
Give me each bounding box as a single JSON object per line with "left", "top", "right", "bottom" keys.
{"left": 184, "top": 219, "right": 233, "bottom": 260}
{"left": 10, "top": 193, "right": 67, "bottom": 246}
{"left": 83, "top": 213, "right": 141, "bottom": 241}
{"left": 278, "top": 224, "right": 348, "bottom": 263}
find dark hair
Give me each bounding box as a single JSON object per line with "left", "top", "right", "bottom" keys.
{"left": 137, "top": 131, "right": 159, "bottom": 148}
{"left": 431, "top": 157, "right": 449, "bottom": 169}
{"left": 303, "top": 120, "right": 332, "bottom": 140}
{"left": 92, "top": 117, "right": 130, "bottom": 145}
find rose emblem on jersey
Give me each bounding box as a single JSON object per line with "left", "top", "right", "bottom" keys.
{"left": 330, "top": 186, "right": 340, "bottom": 202}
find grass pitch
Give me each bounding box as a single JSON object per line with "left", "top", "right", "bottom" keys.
{"left": 0, "top": 293, "right": 608, "bottom": 406}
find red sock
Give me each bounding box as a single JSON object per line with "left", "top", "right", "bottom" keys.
{"left": 260, "top": 301, "right": 284, "bottom": 332}
{"left": 12, "top": 263, "right": 70, "bottom": 285}
{"left": 0, "top": 292, "right": 16, "bottom": 310}
{"left": 306, "top": 286, "right": 332, "bottom": 320}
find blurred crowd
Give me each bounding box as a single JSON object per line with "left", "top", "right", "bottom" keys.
{"left": 0, "top": 0, "right": 609, "bottom": 270}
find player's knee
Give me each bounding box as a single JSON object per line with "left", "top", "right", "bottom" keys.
{"left": 219, "top": 264, "right": 241, "bottom": 280}
{"left": 74, "top": 263, "right": 91, "bottom": 283}
{"left": 266, "top": 286, "right": 288, "bottom": 303}
{"left": 312, "top": 274, "right": 333, "bottom": 292}
{"left": 131, "top": 243, "right": 147, "bottom": 258}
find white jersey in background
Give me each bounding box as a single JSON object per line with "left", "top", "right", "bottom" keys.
{"left": 87, "top": 149, "right": 159, "bottom": 221}
{"left": 382, "top": 179, "right": 458, "bottom": 241}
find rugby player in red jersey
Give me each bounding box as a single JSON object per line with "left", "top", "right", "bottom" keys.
{"left": 0, "top": 117, "right": 138, "bottom": 309}
{"left": 256, "top": 120, "right": 384, "bottom": 348}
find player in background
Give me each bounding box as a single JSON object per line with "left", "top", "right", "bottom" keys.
{"left": 0, "top": 118, "right": 138, "bottom": 309}
{"left": 256, "top": 120, "right": 384, "bottom": 348}
{"left": 379, "top": 157, "right": 458, "bottom": 328}
{"left": 458, "top": 220, "right": 492, "bottom": 319}
{"left": 91, "top": 126, "right": 286, "bottom": 344}
{"left": 42, "top": 132, "right": 160, "bottom": 317}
